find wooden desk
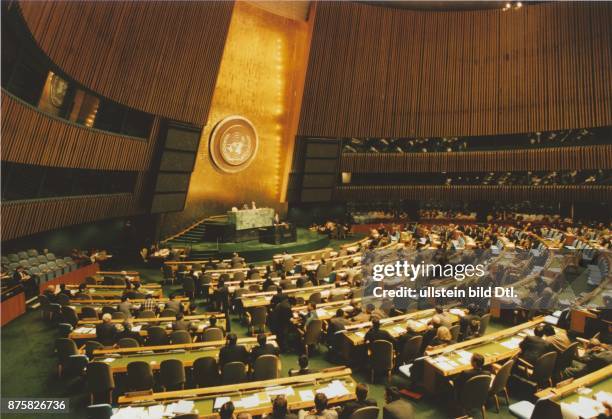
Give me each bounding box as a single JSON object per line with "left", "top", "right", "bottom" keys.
{"left": 116, "top": 367, "right": 356, "bottom": 419}
{"left": 69, "top": 289, "right": 163, "bottom": 299}
{"left": 93, "top": 336, "right": 276, "bottom": 375}
{"left": 423, "top": 318, "right": 548, "bottom": 393}
{"left": 69, "top": 315, "right": 226, "bottom": 340}
{"left": 76, "top": 313, "right": 222, "bottom": 326}
{"left": 66, "top": 283, "right": 160, "bottom": 290}
{"left": 535, "top": 365, "right": 612, "bottom": 418}
{"left": 240, "top": 284, "right": 338, "bottom": 309}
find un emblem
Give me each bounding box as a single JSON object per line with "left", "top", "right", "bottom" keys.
{"left": 209, "top": 116, "right": 258, "bottom": 173}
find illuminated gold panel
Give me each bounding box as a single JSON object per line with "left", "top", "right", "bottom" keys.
{"left": 163, "top": 1, "right": 309, "bottom": 234}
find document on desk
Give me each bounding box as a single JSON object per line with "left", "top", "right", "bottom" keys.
{"left": 562, "top": 397, "right": 601, "bottom": 418}
{"left": 266, "top": 386, "right": 295, "bottom": 397}
{"left": 175, "top": 400, "right": 195, "bottom": 414}
{"left": 132, "top": 325, "right": 142, "bottom": 332}
{"left": 214, "top": 396, "right": 231, "bottom": 409}
{"left": 316, "top": 308, "right": 328, "bottom": 318}
{"left": 500, "top": 337, "right": 522, "bottom": 349}
{"left": 238, "top": 394, "right": 261, "bottom": 408}
{"left": 594, "top": 391, "right": 612, "bottom": 404}
{"left": 319, "top": 380, "right": 349, "bottom": 399}
{"left": 147, "top": 404, "right": 165, "bottom": 419}
{"left": 299, "top": 389, "right": 315, "bottom": 401}
{"left": 355, "top": 331, "right": 365, "bottom": 338}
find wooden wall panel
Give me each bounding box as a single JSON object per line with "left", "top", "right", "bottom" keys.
{"left": 341, "top": 145, "right": 612, "bottom": 173}
{"left": 1, "top": 194, "right": 138, "bottom": 241}
{"left": 1, "top": 93, "right": 158, "bottom": 170}
{"left": 299, "top": 2, "right": 612, "bottom": 138}
{"left": 335, "top": 185, "right": 612, "bottom": 203}
{"left": 18, "top": 0, "right": 234, "bottom": 125}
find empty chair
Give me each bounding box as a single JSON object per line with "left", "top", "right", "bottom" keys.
{"left": 248, "top": 306, "right": 267, "bottom": 335}
{"left": 159, "top": 359, "right": 186, "bottom": 391}
{"left": 57, "top": 323, "right": 74, "bottom": 338}
{"left": 449, "top": 324, "right": 461, "bottom": 343}
{"left": 308, "top": 292, "right": 322, "bottom": 305}
{"left": 17, "top": 251, "right": 29, "bottom": 260}
{"left": 489, "top": 359, "right": 513, "bottom": 413}
{"left": 56, "top": 293, "right": 71, "bottom": 306}
{"left": 370, "top": 340, "right": 394, "bottom": 383}
{"left": 126, "top": 361, "right": 155, "bottom": 392}
{"left": 46, "top": 252, "right": 57, "bottom": 261}
{"left": 101, "top": 306, "right": 116, "bottom": 316}
{"left": 252, "top": 354, "right": 280, "bottom": 380}
{"left": 84, "top": 341, "right": 104, "bottom": 360}
{"left": 192, "top": 357, "right": 220, "bottom": 388}
{"left": 64, "top": 354, "right": 89, "bottom": 379}
{"left": 138, "top": 310, "right": 155, "bottom": 318}
{"left": 55, "top": 338, "right": 78, "bottom": 377}
{"left": 350, "top": 406, "right": 379, "bottom": 419}
{"left": 86, "top": 404, "right": 113, "bottom": 419}
{"left": 7, "top": 253, "right": 20, "bottom": 263}
{"left": 26, "top": 249, "right": 39, "bottom": 257}
{"left": 111, "top": 312, "right": 126, "bottom": 320}
{"left": 201, "top": 327, "right": 224, "bottom": 342}
{"left": 457, "top": 375, "right": 492, "bottom": 419}
{"left": 86, "top": 362, "right": 115, "bottom": 405}
{"left": 514, "top": 351, "right": 558, "bottom": 392}
{"left": 399, "top": 335, "right": 423, "bottom": 366}
{"left": 117, "top": 338, "right": 140, "bottom": 348}
{"left": 146, "top": 326, "right": 169, "bottom": 346}
{"left": 62, "top": 306, "right": 80, "bottom": 327}
{"left": 221, "top": 361, "right": 247, "bottom": 384}
{"left": 80, "top": 306, "right": 99, "bottom": 320}
{"left": 477, "top": 313, "right": 491, "bottom": 336}
{"left": 508, "top": 398, "right": 562, "bottom": 419}
{"left": 160, "top": 309, "right": 177, "bottom": 318}
{"left": 248, "top": 284, "right": 261, "bottom": 292}
{"left": 300, "top": 319, "right": 323, "bottom": 357}
{"left": 38, "top": 294, "right": 51, "bottom": 320}
{"left": 170, "top": 330, "right": 192, "bottom": 344}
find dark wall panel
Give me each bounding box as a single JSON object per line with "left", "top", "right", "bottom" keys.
{"left": 151, "top": 193, "right": 188, "bottom": 214}
{"left": 159, "top": 151, "right": 197, "bottom": 172}
{"left": 18, "top": 0, "right": 234, "bottom": 124}
{"left": 155, "top": 173, "right": 191, "bottom": 193}
{"left": 299, "top": 2, "right": 612, "bottom": 138}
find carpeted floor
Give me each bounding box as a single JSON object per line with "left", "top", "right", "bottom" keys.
{"left": 1, "top": 242, "right": 529, "bottom": 418}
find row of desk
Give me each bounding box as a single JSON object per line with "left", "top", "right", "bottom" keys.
{"left": 114, "top": 367, "right": 356, "bottom": 419}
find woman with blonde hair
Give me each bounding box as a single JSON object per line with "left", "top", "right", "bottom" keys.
{"left": 427, "top": 326, "right": 452, "bottom": 350}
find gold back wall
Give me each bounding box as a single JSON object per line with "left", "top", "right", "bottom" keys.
{"left": 161, "top": 1, "right": 310, "bottom": 235}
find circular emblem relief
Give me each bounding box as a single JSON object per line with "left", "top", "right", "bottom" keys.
{"left": 209, "top": 116, "right": 258, "bottom": 173}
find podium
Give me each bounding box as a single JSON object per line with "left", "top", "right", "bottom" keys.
{"left": 203, "top": 208, "right": 275, "bottom": 243}
{"left": 258, "top": 223, "right": 297, "bottom": 244}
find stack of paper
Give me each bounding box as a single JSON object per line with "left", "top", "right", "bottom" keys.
{"left": 500, "top": 337, "right": 522, "bottom": 349}
{"left": 299, "top": 389, "right": 315, "bottom": 401}
{"left": 319, "top": 380, "right": 349, "bottom": 399}
{"left": 561, "top": 397, "right": 602, "bottom": 418}
{"left": 355, "top": 331, "right": 365, "bottom": 338}
{"left": 316, "top": 308, "right": 328, "bottom": 318}
{"left": 266, "top": 386, "right": 295, "bottom": 397}
{"left": 214, "top": 397, "right": 231, "bottom": 409}
{"left": 235, "top": 394, "right": 261, "bottom": 408}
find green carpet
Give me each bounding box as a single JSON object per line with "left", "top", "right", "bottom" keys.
{"left": 1, "top": 257, "right": 521, "bottom": 418}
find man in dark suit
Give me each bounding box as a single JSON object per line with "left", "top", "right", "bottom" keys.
{"left": 519, "top": 325, "right": 554, "bottom": 365}
{"left": 383, "top": 386, "right": 414, "bottom": 419}
{"left": 364, "top": 318, "right": 395, "bottom": 347}
{"left": 265, "top": 395, "right": 297, "bottom": 419}
{"left": 165, "top": 294, "right": 184, "bottom": 314}
{"left": 219, "top": 333, "right": 249, "bottom": 367}
{"left": 270, "top": 297, "right": 294, "bottom": 351}
{"left": 340, "top": 383, "right": 377, "bottom": 419}
{"left": 279, "top": 273, "right": 292, "bottom": 290}
{"left": 270, "top": 288, "right": 286, "bottom": 308}
{"left": 202, "top": 314, "right": 225, "bottom": 335}
{"left": 115, "top": 321, "right": 143, "bottom": 345}
{"left": 251, "top": 333, "right": 279, "bottom": 365}
{"left": 96, "top": 313, "right": 118, "bottom": 346}
{"left": 117, "top": 295, "right": 133, "bottom": 318}
{"left": 172, "top": 313, "right": 193, "bottom": 332}
{"left": 231, "top": 253, "right": 244, "bottom": 269}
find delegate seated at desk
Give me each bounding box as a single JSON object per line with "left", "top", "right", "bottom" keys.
{"left": 219, "top": 333, "right": 250, "bottom": 367}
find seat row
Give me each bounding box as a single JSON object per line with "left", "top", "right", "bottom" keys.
{"left": 2, "top": 249, "right": 77, "bottom": 281}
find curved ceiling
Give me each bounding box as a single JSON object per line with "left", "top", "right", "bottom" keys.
{"left": 362, "top": 1, "right": 530, "bottom": 12}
